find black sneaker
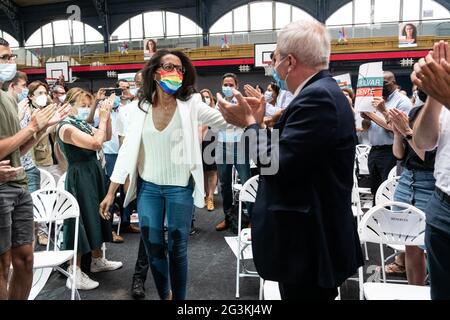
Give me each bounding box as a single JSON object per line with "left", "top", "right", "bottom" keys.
{"left": 190, "top": 220, "right": 199, "bottom": 235}
{"left": 131, "top": 278, "right": 145, "bottom": 299}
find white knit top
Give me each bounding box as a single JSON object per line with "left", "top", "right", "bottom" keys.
{"left": 137, "top": 107, "right": 191, "bottom": 186}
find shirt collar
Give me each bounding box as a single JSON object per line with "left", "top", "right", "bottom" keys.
{"left": 293, "top": 72, "right": 319, "bottom": 97}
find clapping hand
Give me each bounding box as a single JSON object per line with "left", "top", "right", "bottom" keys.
{"left": 30, "top": 103, "right": 57, "bottom": 132}
{"left": 46, "top": 103, "right": 71, "bottom": 128}
{"left": 411, "top": 40, "right": 450, "bottom": 107}
{"left": 0, "top": 160, "right": 22, "bottom": 183}
{"left": 372, "top": 97, "right": 386, "bottom": 113}
{"left": 217, "top": 89, "right": 266, "bottom": 128}
{"left": 388, "top": 108, "right": 412, "bottom": 137}
{"left": 244, "top": 84, "right": 263, "bottom": 100}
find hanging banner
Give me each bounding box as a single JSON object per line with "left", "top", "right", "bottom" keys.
{"left": 333, "top": 73, "right": 352, "bottom": 90}
{"left": 355, "top": 62, "right": 384, "bottom": 113}
{"left": 144, "top": 39, "right": 157, "bottom": 60}
{"left": 399, "top": 23, "right": 418, "bottom": 48}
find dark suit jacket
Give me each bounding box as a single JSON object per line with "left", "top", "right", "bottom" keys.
{"left": 246, "top": 70, "right": 364, "bottom": 288}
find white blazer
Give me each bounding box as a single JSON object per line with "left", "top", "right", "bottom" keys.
{"left": 110, "top": 93, "right": 230, "bottom": 208}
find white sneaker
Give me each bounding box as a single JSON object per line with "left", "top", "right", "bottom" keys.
{"left": 91, "top": 257, "right": 123, "bottom": 273}
{"left": 66, "top": 265, "right": 99, "bottom": 290}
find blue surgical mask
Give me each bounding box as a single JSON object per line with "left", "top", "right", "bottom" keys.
{"left": 113, "top": 96, "right": 121, "bottom": 109}
{"left": 76, "top": 107, "right": 90, "bottom": 121}
{"left": 0, "top": 63, "right": 17, "bottom": 82}
{"left": 222, "top": 86, "right": 233, "bottom": 98}
{"left": 272, "top": 56, "right": 288, "bottom": 91}
{"left": 129, "top": 88, "right": 138, "bottom": 96}
{"left": 18, "top": 88, "right": 29, "bottom": 102}
{"left": 264, "top": 91, "right": 273, "bottom": 102}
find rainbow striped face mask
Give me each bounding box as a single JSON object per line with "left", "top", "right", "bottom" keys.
{"left": 158, "top": 69, "right": 183, "bottom": 95}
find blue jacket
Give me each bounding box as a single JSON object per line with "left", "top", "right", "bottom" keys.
{"left": 246, "top": 70, "right": 364, "bottom": 287}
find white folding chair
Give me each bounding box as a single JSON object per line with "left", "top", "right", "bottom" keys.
{"left": 356, "top": 151, "right": 370, "bottom": 176}
{"left": 374, "top": 176, "right": 406, "bottom": 277}
{"left": 57, "top": 172, "right": 66, "bottom": 190}
{"left": 356, "top": 144, "right": 371, "bottom": 158}
{"left": 232, "top": 166, "right": 242, "bottom": 205}
{"left": 375, "top": 176, "right": 400, "bottom": 206}
{"left": 235, "top": 175, "right": 259, "bottom": 299}
{"left": 38, "top": 168, "right": 56, "bottom": 189}
{"left": 388, "top": 166, "right": 397, "bottom": 181}
{"left": 357, "top": 201, "right": 430, "bottom": 300}
{"left": 352, "top": 171, "right": 369, "bottom": 261}
{"left": 32, "top": 188, "right": 81, "bottom": 300}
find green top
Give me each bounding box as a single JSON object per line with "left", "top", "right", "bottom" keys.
{"left": 0, "top": 89, "right": 28, "bottom": 189}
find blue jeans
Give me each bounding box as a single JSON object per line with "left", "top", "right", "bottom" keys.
{"left": 216, "top": 142, "right": 251, "bottom": 215}
{"left": 25, "top": 166, "right": 41, "bottom": 193}
{"left": 105, "top": 153, "right": 131, "bottom": 226}
{"left": 136, "top": 177, "right": 194, "bottom": 300}
{"left": 425, "top": 190, "right": 450, "bottom": 299}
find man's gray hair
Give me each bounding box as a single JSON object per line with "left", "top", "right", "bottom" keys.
{"left": 52, "top": 85, "right": 65, "bottom": 93}
{"left": 277, "top": 19, "right": 331, "bottom": 70}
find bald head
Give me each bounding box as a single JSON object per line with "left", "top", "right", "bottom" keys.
{"left": 383, "top": 71, "right": 397, "bottom": 98}
{"left": 384, "top": 71, "right": 396, "bottom": 83}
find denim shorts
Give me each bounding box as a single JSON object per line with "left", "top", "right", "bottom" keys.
{"left": 393, "top": 168, "right": 435, "bottom": 250}
{"left": 393, "top": 168, "right": 436, "bottom": 212}
{"left": 25, "top": 166, "right": 41, "bottom": 193}
{"left": 0, "top": 184, "right": 34, "bottom": 255}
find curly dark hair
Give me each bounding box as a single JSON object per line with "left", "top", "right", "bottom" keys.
{"left": 138, "top": 49, "right": 197, "bottom": 112}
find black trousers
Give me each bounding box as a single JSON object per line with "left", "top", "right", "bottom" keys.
{"left": 368, "top": 146, "right": 396, "bottom": 196}
{"left": 278, "top": 282, "right": 338, "bottom": 300}
{"left": 133, "top": 236, "right": 149, "bottom": 282}
{"left": 425, "top": 223, "right": 450, "bottom": 299}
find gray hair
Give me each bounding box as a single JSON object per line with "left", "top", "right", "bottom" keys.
{"left": 52, "top": 85, "right": 65, "bottom": 93}
{"left": 277, "top": 19, "right": 331, "bottom": 70}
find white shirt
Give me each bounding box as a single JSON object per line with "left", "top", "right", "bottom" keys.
{"left": 116, "top": 104, "right": 131, "bottom": 137}
{"left": 293, "top": 72, "right": 319, "bottom": 97}
{"left": 434, "top": 107, "right": 450, "bottom": 196}
{"left": 277, "top": 90, "right": 294, "bottom": 109}
{"left": 110, "top": 93, "right": 235, "bottom": 208}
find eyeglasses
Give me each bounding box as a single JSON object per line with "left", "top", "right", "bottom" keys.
{"left": 0, "top": 54, "right": 17, "bottom": 62}
{"left": 160, "top": 63, "right": 185, "bottom": 74}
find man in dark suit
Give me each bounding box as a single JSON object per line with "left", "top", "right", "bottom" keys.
{"left": 217, "top": 20, "right": 363, "bottom": 300}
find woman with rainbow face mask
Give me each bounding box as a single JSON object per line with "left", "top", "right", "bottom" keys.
{"left": 100, "top": 49, "right": 235, "bottom": 300}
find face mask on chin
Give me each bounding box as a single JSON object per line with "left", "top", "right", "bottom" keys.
{"left": 58, "top": 94, "right": 66, "bottom": 103}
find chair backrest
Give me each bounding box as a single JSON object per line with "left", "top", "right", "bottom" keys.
{"left": 356, "top": 144, "right": 371, "bottom": 157}
{"left": 239, "top": 175, "right": 259, "bottom": 203}
{"left": 39, "top": 168, "right": 56, "bottom": 189}
{"left": 31, "top": 188, "right": 80, "bottom": 222}
{"left": 358, "top": 201, "right": 426, "bottom": 246}
{"left": 57, "top": 172, "right": 66, "bottom": 190}
{"left": 387, "top": 166, "right": 397, "bottom": 180}
{"left": 375, "top": 176, "right": 399, "bottom": 206}
{"left": 356, "top": 151, "right": 370, "bottom": 175}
